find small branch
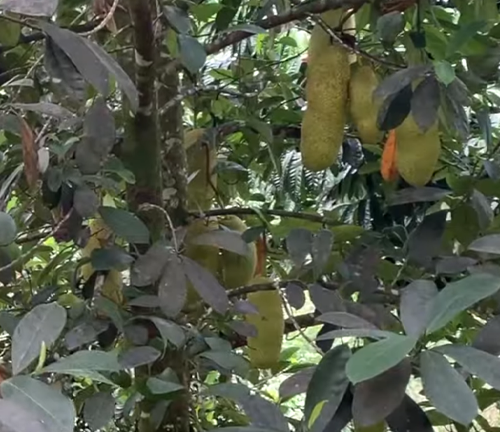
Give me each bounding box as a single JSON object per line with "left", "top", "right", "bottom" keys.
{"left": 197, "top": 207, "right": 342, "bottom": 226}
{"left": 164, "top": 0, "right": 371, "bottom": 73}
{"left": 80, "top": 0, "right": 120, "bottom": 36}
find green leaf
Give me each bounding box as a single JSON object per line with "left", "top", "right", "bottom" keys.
{"left": 0, "top": 0, "right": 58, "bottom": 16}
{"left": 426, "top": 273, "right": 500, "bottom": 334}
{"left": 1, "top": 376, "right": 76, "bottom": 432}
{"left": 420, "top": 350, "right": 478, "bottom": 425}
{"left": 435, "top": 344, "right": 500, "bottom": 390}
{"left": 446, "top": 20, "right": 487, "bottom": 57}
{"left": 0, "top": 17, "right": 20, "bottom": 46}
{"left": 0, "top": 211, "right": 17, "bottom": 246}
{"left": 305, "top": 345, "right": 350, "bottom": 431}
{"left": 41, "top": 350, "right": 122, "bottom": 374}
{"left": 434, "top": 60, "right": 456, "bottom": 85}
{"left": 12, "top": 303, "right": 66, "bottom": 375}
{"left": 0, "top": 399, "right": 48, "bottom": 432}
{"left": 400, "top": 280, "right": 438, "bottom": 338}
{"left": 147, "top": 317, "right": 186, "bottom": 349}
{"left": 83, "top": 391, "right": 115, "bottom": 431}
{"left": 345, "top": 334, "right": 417, "bottom": 384}
{"left": 98, "top": 206, "right": 150, "bottom": 244}
{"left": 225, "top": 24, "right": 266, "bottom": 34}
{"left": 147, "top": 377, "right": 184, "bottom": 394}
{"left": 178, "top": 34, "right": 206, "bottom": 74}
{"left": 468, "top": 234, "right": 500, "bottom": 254}
{"left": 118, "top": 346, "right": 161, "bottom": 369}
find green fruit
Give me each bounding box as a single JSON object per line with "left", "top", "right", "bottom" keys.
{"left": 301, "top": 9, "right": 350, "bottom": 171}
{"left": 245, "top": 276, "right": 284, "bottom": 369}
{"left": 219, "top": 216, "right": 257, "bottom": 289}
{"left": 185, "top": 129, "right": 217, "bottom": 211}
{"left": 396, "top": 114, "right": 441, "bottom": 187}
{"left": 349, "top": 63, "right": 383, "bottom": 145}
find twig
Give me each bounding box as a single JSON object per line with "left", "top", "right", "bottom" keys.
{"left": 80, "top": 0, "right": 120, "bottom": 36}
{"left": 138, "top": 203, "right": 179, "bottom": 252}
{"left": 198, "top": 207, "right": 342, "bottom": 226}
{"left": 0, "top": 210, "right": 75, "bottom": 275}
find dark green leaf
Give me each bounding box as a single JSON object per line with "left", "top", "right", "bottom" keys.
{"left": 0, "top": 0, "right": 58, "bottom": 16}
{"left": 386, "top": 395, "right": 434, "bottom": 432}
{"left": 472, "top": 315, "right": 500, "bottom": 355}
{"left": 279, "top": 367, "right": 315, "bottom": 400}
{"left": 83, "top": 392, "right": 115, "bottom": 431}
{"left": 411, "top": 76, "right": 440, "bottom": 132}
{"left": 164, "top": 6, "right": 191, "bottom": 34}
{"left": 312, "top": 229, "right": 333, "bottom": 278}
{"left": 118, "top": 346, "right": 161, "bottom": 369}
{"left": 192, "top": 229, "right": 249, "bottom": 256}
{"left": 42, "top": 350, "right": 122, "bottom": 374}
{"left": 73, "top": 186, "right": 99, "bottom": 218}
{"left": 159, "top": 252, "right": 187, "bottom": 317}
{"left": 12, "top": 303, "right": 66, "bottom": 375}
{"left": 0, "top": 18, "right": 20, "bottom": 46}
{"left": 420, "top": 350, "right": 478, "bottom": 425}
{"left": 1, "top": 376, "right": 76, "bottom": 432}
{"left": 345, "top": 334, "right": 416, "bottom": 384}
{"left": 284, "top": 283, "right": 305, "bottom": 310}
{"left": 316, "top": 312, "right": 377, "bottom": 329}
{"left": 0, "top": 211, "right": 17, "bottom": 246}
{"left": 11, "top": 103, "right": 74, "bottom": 119}
{"left": 400, "top": 280, "right": 438, "bottom": 338}
{"left": 446, "top": 20, "right": 487, "bottom": 57}
{"left": 181, "top": 256, "right": 228, "bottom": 314}
{"left": 435, "top": 344, "right": 500, "bottom": 390}
{"left": 352, "top": 358, "right": 411, "bottom": 427}
{"left": 147, "top": 377, "right": 184, "bottom": 394}
{"left": 286, "top": 228, "right": 313, "bottom": 267}
{"left": 0, "top": 399, "right": 48, "bottom": 432}
{"left": 178, "top": 34, "right": 207, "bottom": 74}
{"left": 305, "top": 345, "right": 350, "bottom": 432}
{"left": 388, "top": 187, "right": 450, "bottom": 205}
{"left": 376, "top": 84, "right": 412, "bottom": 131}
{"left": 426, "top": 273, "right": 500, "bottom": 334}
{"left": 376, "top": 11, "right": 404, "bottom": 43}
{"left": 147, "top": 317, "right": 186, "bottom": 349}
{"left": 373, "top": 65, "right": 430, "bottom": 101}
{"left": 91, "top": 247, "right": 133, "bottom": 271}
{"left": 131, "top": 243, "right": 170, "bottom": 286}
{"left": 99, "top": 206, "right": 150, "bottom": 244}
{"left": 436, "top": 256, "right": 477, "bottom": 275}
{"left": 468, "top": 234, "right": 500, "bottom": 254}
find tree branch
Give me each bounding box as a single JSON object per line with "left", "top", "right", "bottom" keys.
{"left": 197, "top": 207, "right": 342, "bottom": 226}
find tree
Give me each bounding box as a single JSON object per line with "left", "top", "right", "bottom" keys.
{"left": 1, "top": 0, "right": 500, "bottom": 431}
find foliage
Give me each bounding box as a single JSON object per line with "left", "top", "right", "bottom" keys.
{"left": 2, "top": 1, "right": 500, "bottom": 432}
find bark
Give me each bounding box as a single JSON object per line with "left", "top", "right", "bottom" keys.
{"left": 122, "top": 0, "right": 163, "bottom": 240}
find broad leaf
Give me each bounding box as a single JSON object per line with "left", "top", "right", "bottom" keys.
{"left": 312, "top": 229, "right": 333, "bottom": 278}
{"left": 178, "top": 34, "right": 207, "bottom": 73}
{"left": 159, "top": 252, "right": 188, "bottom": 317}
{"left": 192, "top": 229, "right": 249, "bottom": 255}
{"left": 0, "top": 399, "right": 48, "bottom": 432}
{"left": 147, "top": 317, "right": 186, "bottom": 349}
{"left": 131, "top": 243, "right": 171, "bottom": 287}
{"left": 387, "top": 187, "right": 450, "bottom": 205}
{"left": 83, "top": 392, "right": 115, "bottom": 431}
{"left": 147, "top": 377, "right": 184, "bottom": 394}
{"left": 209, "top": 383, "right": 289, "bottom": 432}
{"left": 0, "top": 211, "right": 17, "bottom": 246}
{"left": 42, "top": 350, "right": 122, "bottom": 374}
{"left": 181, "top": 256, "right": 229, "bottom": 314}
{"left": 435, "top": 344, "right": 500, "bottom": 390}
{"left": 472, "top": 315, "right": 500, "bottom": 355}
{"left": 91, "top": 247, "right": 133, "bottom": 271}
{"left": 373, "top": 65, "right": 430, "bottom": 101}
{"left": 99, "top": 206, "right": 150, "bottom": 244}
{"left": 426, "top": 273, "right": 500, "bottom": 334}
{"left": 0, "top": 0, "right": 58, "bottom": 16}
{"left": 12, "top": 303, "right": 66, "bottom": 375}
{"left": 308, "top": 283, "right": 345, "bottom": 313}
{"left": 468, "top": 234, "right": 500, "bottom": 254}
{"left": 11, "top": 102, "right": 74, "bottom": 119}
{"left": 1, "top": 376, "right": 76, "bottom": 432}
{"left": 386, "top": 395, "right": 434, "bottom": 432}
{"left": 279, "top": 367, "right": 315, "bottom": 400}
{"left": 345, "top": 334, "right": 416, "bottom": 384}
{"left": 352, "top": 358, "right": 411, "bottom": 426}
{"left": 411, "top": 76, "right": 440, "bottom": 133}
{"left": 73, "top": 186, "right": 99, "bottom": 218}
{"left": 376, "top": 84, "right": 412, "bottom": 130}
{"left": 118, "top": 346, "right": 161, "bottom": 369}
{"left": 400, "top": 280, "right": 438, "bottom": 338}
{"left": 436, "top": 256, "right": 477, "bottom": 275}
{"left": 284, "top": 282, "right": 306, "bottom": 309}
{"left": 420, "top": 350, "right": 478, "bottom": 425}
{"left": 286, "top": 228, "right": 313, "bottom": 267}
{"left": 316, "top": 312, "right": 377, "bottom": 329}
{"left": 304, "top": 345, "right": 350, "bottom": 432}
{"left": 315, "top": 328, "right": 393, "bottom": 341}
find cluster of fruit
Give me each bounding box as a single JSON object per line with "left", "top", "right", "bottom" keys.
{"left": 301, "top": 9, "right": 441, "bottom": 187}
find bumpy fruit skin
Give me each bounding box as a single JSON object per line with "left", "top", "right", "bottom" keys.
{"left": 349, "top": 63, "right": 383, "bottom": 145}
{"left": 245, "top": 276, "right": 284, "bottom": 369}
{"left": 395, "top": 114, "right": 441, "bottom": 187}
{"left": 183, "top": 217, "right": 220, "bottom": 304}
{"left": 184, "top": 129, "right": 217, "bottom": 211}
{"left": 219, "top": 215, "right": 257, "bottom": 289}
{"left": 301, "top": 10, "right": 350, "bottom": 172}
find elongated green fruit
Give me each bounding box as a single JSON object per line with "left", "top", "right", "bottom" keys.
{"left": 301, "top": 10, "right": 350, "bottom": 171}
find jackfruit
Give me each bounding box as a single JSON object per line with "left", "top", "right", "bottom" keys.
{"left": 349, "top": 63, "right": 383, "bottom": 145}
{"left": 185, "top": 129, "right": 217, "bottom": 211}
{"left": 301, "top": 9, "right": 350, "bottom": 171}
{"left": 245, "top": 276, "right": 284, "bottom": 369}
{"left": 183, "top": 217, "right": 221, "bottom": 304}
{"left": 395, "top": 114, "right": 441, "bottom": 187}
{"left": 219, "top": 215, "right": 257, "bottom": 289}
